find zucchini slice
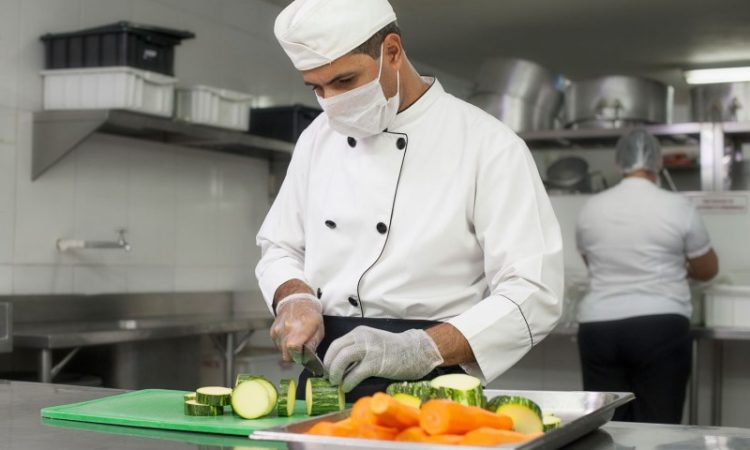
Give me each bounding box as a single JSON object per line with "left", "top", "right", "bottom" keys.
{"left": 231, "top": 378, "right": 276, "bottom": 419}
{"left": 195, "top": 386, "right": 232, "bottom": 406}
{"left": 306, "top": 377, "right": 344, "bottom": 416}
{"left": 235, "top": 374, "right": 279, "bottom": 407}
{"left": 183, "top": 392, "right": 196, "bottom": 402}
{"left": 277, "top": 378, "right": 297, "bottom": 417}
{"left": 386, "top": 381, "right": 435, "bottom": 403}
{"left": 543, "top": 413, "right": 562, "bottom": 432}
{"left": 392, "top": 393, "right": 421, "bottom": 409}
{"left": 487, "top": 395, "right": 544, "bottom": 434}
{"left": 430, "top": 374, "right": 484, "bottom": 407}
{"left": 184, "top": 399, "right": 223, "bottom": 416}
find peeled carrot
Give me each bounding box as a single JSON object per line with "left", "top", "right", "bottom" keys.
{"left": 460, "top": 427, "right": 535, "bottom": 446}
{"left": 306, "top": 420, "right": 358, "bottom": 438}
{"left": 420, "top": 400, "right": 513, "bottom": 435}
{"left": 370, "top": 392, "right": 420, "bottom": 428}
{"left": 424, "top": 434, "right": 463, "bottom": 445}
{"left": 395, "top": 426, "right": 429, "bottom": 442}
{"left": 350, "top": 396, "right": 378, "bottom": 426}
{"left": 353, "top": 422, "right": 399, "bottom": 441}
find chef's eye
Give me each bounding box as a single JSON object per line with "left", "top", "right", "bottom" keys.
{"left": 336, "top": 77, "right": 354, "bottom": 86}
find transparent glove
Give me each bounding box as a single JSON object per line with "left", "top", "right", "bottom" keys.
{"left": 270, "top": 293, "right": 324, "bottom": 362}
{"left": 324, "top": 326, "right": 444, "bottom": 393}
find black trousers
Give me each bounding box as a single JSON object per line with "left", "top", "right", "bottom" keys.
{"left": 298, "top": 315, "right": 465, "bottom": 402}
{"left": 577, "top": 314, "right": 692, "bottom": 424}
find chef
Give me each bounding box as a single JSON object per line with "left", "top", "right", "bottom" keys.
{"left": 575, "top": 129, "right": 719, "bottom": 423}
{"left": 256, "top": 0, "right": 564, "bottom": 400}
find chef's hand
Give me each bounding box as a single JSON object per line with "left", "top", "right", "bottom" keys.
{"left": 324, "top": 326, "right": 444, "bottom": 393}
{"left": 270, "top": 293, "right": 324, "bottom": 362}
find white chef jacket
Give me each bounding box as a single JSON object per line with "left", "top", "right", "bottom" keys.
{"left": 575, "top": 177, "right": 712, "bottom": 323}
{"left": 256, "top": 78, "right": 564, "bottom": 383}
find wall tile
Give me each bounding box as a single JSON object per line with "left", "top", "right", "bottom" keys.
{"left": 126, "top": 266, "right": 175, "bottom": 293}
{"left": 214, "top": 266, "right": 255, "bottom": 292}
{"left": 12, "top": 265, "right": 73, "bottom": 294}
{"left": 0, "top": 0, "right": 20, "bottom": 109}
{"left": 72, "top": 134, "right": 130, "bottom": 265}
{"left": 79, "top": 0, "right": 133, "bottom": 28}
{"left": 73, "top": 265, "right": 128, "bottom": 294}
{"left": 13, "top": 112, "right": 77, "bottom": 264}
{"left": 174, "top": 267, "right": 219, "bottom": 291}
{"left": 0, "top": 265, "right": 11, "bottom": 294}
{"left": 126, "top": 143, "right": 176, "bottom": 266}
{"left": 132, "top": 0, "right": 183, "bottom": 30}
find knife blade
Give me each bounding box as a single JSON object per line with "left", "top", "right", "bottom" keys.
{"left": 291, "top": 344, "right": 326, "bottom": 377}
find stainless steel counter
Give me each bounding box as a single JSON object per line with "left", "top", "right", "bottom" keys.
{"left": 13, "top": 314, "right": 273, "bottom": 386}
{"left": 5, "top": 380, "right": 750, "bottom": 450}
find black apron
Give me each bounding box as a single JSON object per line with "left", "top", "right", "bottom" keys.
{"left": 297, "top": 315, "right": 465, "bottom": 402}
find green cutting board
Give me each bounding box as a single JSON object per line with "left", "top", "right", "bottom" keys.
{"left": 40, "top": 389, "right": 312, "bottom": 436}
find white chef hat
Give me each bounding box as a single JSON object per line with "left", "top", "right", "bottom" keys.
{"left": 274, "top": 0, "right": 398, "bottom": 71}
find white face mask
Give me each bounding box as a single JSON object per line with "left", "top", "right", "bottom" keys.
{"left": 316, "top": 45, "right": 400, "bottom": 139}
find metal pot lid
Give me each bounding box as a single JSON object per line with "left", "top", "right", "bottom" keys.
{"left": 546, "top": 157, "right": 590, "bottom": 188}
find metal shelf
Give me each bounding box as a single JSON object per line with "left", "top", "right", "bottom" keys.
{"left": 520, "top": 122, "right": 704, "bottom": 149}
{"left": 31, "top": 109, "right": 295, "bottom": 180}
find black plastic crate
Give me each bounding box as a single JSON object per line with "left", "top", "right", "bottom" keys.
{"left": 249, "top": 105, "right": 322, "bottom": 143}
{"left": 40, "top": 21, "right": 195, "bottom": 76}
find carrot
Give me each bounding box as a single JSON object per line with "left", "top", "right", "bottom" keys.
{"left": 370, "top": 392, "right": 420, "bottom": 428}
{"left": 419, "top": 399, "right": 513, "bottom": 435}
{"left": 353, "top": 422, "right": 399, "bottom": 441}
{"left": 460, "top": 427, "right": 535, "bottom": 446}
{"left": 395, "top": 426, "right": 429, "bottom": 442}
{"left": 350, "top": 396, "right": 378, "bottom": 426}
{"left": 306, "top": 420, "right": 358, "bottom": 438}
{"left": 424, "top": 434, "right": 463, "bottom": 445}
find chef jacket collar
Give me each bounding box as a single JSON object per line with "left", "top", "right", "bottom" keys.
{"left": 387, "top": 76, "right": 442, "bottom": 131}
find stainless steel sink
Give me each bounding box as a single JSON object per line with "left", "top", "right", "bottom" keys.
{"left": 0, "top": 302, "right": 12, "bottom": 353}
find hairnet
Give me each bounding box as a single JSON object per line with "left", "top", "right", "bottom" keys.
{"left": 615, "top": 129, "right": 662, "bottom": 174}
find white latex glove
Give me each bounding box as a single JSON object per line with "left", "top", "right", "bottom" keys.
{"left": 270, "top": 293, "right": 324, "bottom": 362}
{"left": 324, "top": 326, "right": 444, "bottom": 393}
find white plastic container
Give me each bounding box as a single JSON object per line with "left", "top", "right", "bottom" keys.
{"left": 41, "top": 66, "right": 176, "bottom": 117}
{"left": 704, "top": 285, "right": 750, "bottom": 328}
{"left": 175, "top": 85, "right": 253, "bottom": 131}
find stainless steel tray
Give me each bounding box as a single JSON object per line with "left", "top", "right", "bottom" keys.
{"left": 250, "top": 389, "right": 634, "bottom": 450}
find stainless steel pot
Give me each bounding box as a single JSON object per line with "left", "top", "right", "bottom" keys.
{"left": 545, "top": 156, "right": 592, "bottom": 193}
{"left": 469, "top": 58, "right": 564, "bottom": 132}
{"left": 691, "top": 82, "right": 750, "bottom": 122}
{"left": 564, "top": 76, "right": 673, "bottom": 129}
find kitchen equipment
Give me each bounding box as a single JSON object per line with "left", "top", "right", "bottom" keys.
{"left": 175, "top": 85, "right": 253, "bottom": 131}
{"left": 41, "top": 389, "right": 311, "bottom": 436}
{"left": 691, "top": 81, "right": 750, "bottom": 122}
{"left": 252, "top": 389, "right": 635, "bottom": 450}
{"left": 40, "top": 21, "right": 195, "bottom": 76}
{"left": 249, "top": 104, "right": 322, "bottom": 143}
{"left": 545, "top": 156, "right": 592, "bottom": 193}
{"left": 564, "top": 76, "right": 673, "bottom": 129}
{"left": 705, "top": 285, "right": 750, "bottom": 328}
{"left": 468, "top": 58, "right": 564, "bottom": 132}
{"left": 291, "top": 344, "right": 325, "bottom": 377}
{"left": 42, "top": 66, "right": 176, "bottom": 117}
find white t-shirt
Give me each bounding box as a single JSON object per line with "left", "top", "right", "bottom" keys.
{"left": 575, "top": 177, "right": 712, "bottom": 322}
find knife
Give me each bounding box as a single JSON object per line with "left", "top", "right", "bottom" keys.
{"left": 291, "top": 344, "right": 326, "bottom": 378}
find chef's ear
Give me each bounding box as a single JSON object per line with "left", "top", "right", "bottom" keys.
{"left": 383, "top": 33, "right": 404, "bottom": 70}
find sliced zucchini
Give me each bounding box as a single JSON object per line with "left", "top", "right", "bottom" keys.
{"left": 195, "top": 386, "right": 232, "bottom": 406}
{"left": 392, "top": 393, "right": 421, "bottom": 409}
{"left": 306, "top": 377, "right": 344, "bottom": 416}
{"left": 184, "top": 399, "right": 223, "bottom": 416}
{"left": 235, "top": 374, "right": 279, "bottom": 408}
{"left": 386, "top": 381, "right": 435, "bottom": 402}
{"left": 430, "top": 374, "right": 484, "bottom": 407}
{"left": 487, "top": 395, "right": 544, "bottom": 434}
{"left": 277, "top": 378, "right": 297, "bottom": 417}
{"left": 231, "top": 378, "right": 276, "bottom": 419}
{"left": 183, "top": 392, "right": 196, "bottom": 402}
{"left": 543, "top": 413, "right": 562, "bottom": 432}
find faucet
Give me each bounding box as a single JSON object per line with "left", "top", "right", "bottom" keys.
{"left": 57, "top": 229, "right": 132, "bottom": 252}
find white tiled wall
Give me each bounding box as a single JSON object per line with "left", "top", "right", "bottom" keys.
{"left": 0, "top": 0, "right": 471, "bottom": 296}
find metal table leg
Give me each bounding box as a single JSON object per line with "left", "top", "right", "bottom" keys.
{"left": 689, "top": 337, "right": 699, "bottom": 425}
{"left": 225, "top": 333, "right": 236, "bottom": 388}
{"left": 711, "top": 340, "right": 724, "bottom": 426}
{"left": 40, "top": 349, "right": 52, "bottom": 383}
